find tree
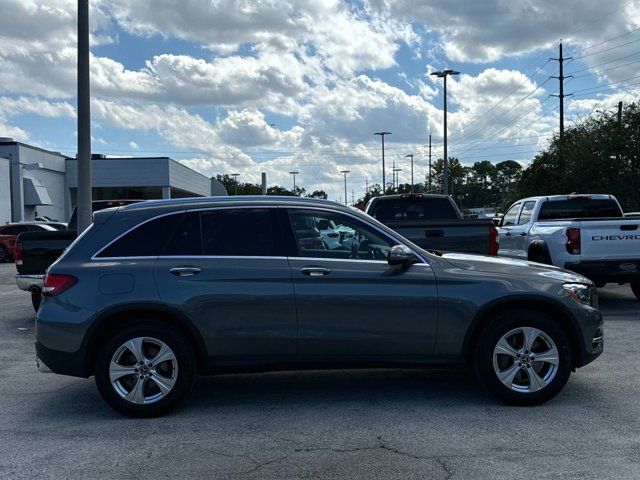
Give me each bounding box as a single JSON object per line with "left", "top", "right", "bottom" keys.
{"left": 514, "top": 102, "right": 640, "bottom": 211}
{"left": 307, "top": 190, "right": 328, "bottom": 199}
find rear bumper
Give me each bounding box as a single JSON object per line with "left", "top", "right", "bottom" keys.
{"left": 16, "top": 274, "right": 44, "bottom": 291}
{"left": 565, "top": 260, "right": 640, "bottom": 283}
{"left": 35, "top": 341, "right": 89, "bottom": 378}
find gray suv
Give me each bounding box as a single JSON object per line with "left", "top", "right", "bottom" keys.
{"left": 35, "top": 197, "right": 604, "bottom": 417}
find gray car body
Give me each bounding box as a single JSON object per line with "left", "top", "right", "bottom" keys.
{"left": 35, "top": 196, "right": 603, "bottom": 378}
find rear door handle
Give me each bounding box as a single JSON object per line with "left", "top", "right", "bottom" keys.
{"left": 300, "top": 267, "right": 332, "bottom": 277}
{"left": 520, "top": 232, "right": 527, "bottom": 236}
{"left": 504, "top": 232, "right": 511, "bottom": 236}
{"left": 170, "top": 267, "right": 202, "bottom": 277}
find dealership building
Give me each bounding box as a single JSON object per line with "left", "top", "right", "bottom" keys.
{"left": 0, "top": 138, "right": 227, "bottom": 224}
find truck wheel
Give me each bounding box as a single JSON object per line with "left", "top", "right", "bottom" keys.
{"left": 631, "top": 281, "right": 640, "bottom": 301}
{"left": 474, "top": 310, "right": 572, "bottom": 406}
{"left": 528, "top": 248, "right": 551, "bottom": 265}
{"left": 95, "top": 321, "right": 196, "bottom": 418}
{"left": 0, "top": 245, "right": 8, "bottom": 263}
{"left": 31, "top": 289, "right": 42, "bottom": 311}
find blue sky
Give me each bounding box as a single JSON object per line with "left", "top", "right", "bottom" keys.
{"left": 0, "top": 0, "right": 639, "bottom": 200}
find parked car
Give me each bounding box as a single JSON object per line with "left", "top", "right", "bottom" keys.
{"left": 365, "top": 194, "right": 498, "bottom": 255}
{"left": 0, "top": 223, "right": 58, "bottom": 262}
{"left": 36, "top": 196, "right": 603, "bottom": 417}
{"left": 497, "top": 194, "right": 640, "bottom": 299}
{"left": 15, "top": 200, "right": 142, "bottom": 310}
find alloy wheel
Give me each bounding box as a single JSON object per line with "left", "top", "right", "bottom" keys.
{"left": 492, "top": 326, "right": 559, "bottom": 393}
{"left": 109, "top": 337, "right": 178, "bottom": 405}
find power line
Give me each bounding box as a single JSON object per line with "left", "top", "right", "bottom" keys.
{"left": 567, "top": 25, "right": 640, "bottom": 56}
{"left": 566, "top": 50, "right": 640, "bottom": 75}
{"left": 572, "top": 36, "right": 640, "bottom": 61}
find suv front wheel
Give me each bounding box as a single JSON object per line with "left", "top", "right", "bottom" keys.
{"left": 95, "top": 321, "right": 196, "bottom": 417}
{"left": 474, "top": 310, "right": 573, "bottom": 406}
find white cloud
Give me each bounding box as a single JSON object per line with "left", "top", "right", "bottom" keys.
{"left": 382, "top": 0, "right": 639, "bottom": 63}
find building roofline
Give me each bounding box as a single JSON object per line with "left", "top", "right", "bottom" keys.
{"left": 0, "top": 141, "right": 70, "bottom": 159}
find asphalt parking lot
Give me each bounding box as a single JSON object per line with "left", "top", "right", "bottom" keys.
{"left": 0, "top": 263, "right": 639, "bottom": 479}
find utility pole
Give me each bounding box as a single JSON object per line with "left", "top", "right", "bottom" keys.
{"left": 427, "top": 134, "right": 432, "bottom": 193}
{"left": 261, "top": 172, "right": 267, "bottom": 195}
{"left": 365, "top": 178, "right": 369, "bottom": 194}
{"left": 289, "top": 171, "right": 299, "bottom": 194}
{"left": 551, "top": 41, "right": 573, "bottom": 144}
{"left": 77, "top": 0, "right": 92, "bottom": 232}
{"left": 617, "top": 101, "right": 623, "bottom": 163}
{"left": 351, "top": 189, "right": 355, "bottom": 206}
{"left": 340, "top": 170, "right": 349, "bottom": 205}
{"left": 405, "top": 154, "right": 414, "bottom": 192}
{"left": 231, "top": 173, "right": 239, "bottom": 195}
{"left": 393, "top": 168, "right": 402, "bottom": 191}
{"left": 374, "top": 132, "right": 391, "bottom": 194}
{"left": 431, "top": 69, "right": 460, "bottom": 196}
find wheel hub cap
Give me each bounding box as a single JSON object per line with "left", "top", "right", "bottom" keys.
{"left": 109, "top": 337, "right": 178, "bottom": 405}
{"left": 492, "top": 326, "right": 559, "bottom": 393}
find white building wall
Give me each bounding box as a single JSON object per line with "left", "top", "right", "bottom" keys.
{"left": 0, "top": 157, "right": 10, "bottom": 224}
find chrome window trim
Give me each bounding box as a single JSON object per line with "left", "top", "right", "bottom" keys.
{"left": 91, "top": 206, "right": 280, "bottom": 261}
{"left": 91, "top": 203, "right": 428, "bottom": 265}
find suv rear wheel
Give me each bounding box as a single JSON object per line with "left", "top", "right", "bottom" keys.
{"left": 474, "top": 310, "right": 572, "bottom": 406}
{"left": 631, "top": 281, "right": 640, "bottom": 301}
{"left": 95, "top": 321, "right": 196, "bottom": 417}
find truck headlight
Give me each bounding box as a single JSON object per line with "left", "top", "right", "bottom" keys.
{"left": 563, "top": 283, "right": 594, "bottom": 306}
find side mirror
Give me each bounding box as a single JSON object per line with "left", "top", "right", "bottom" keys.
{"left": 388, "top": 244, "right": 414, "bottom": 266}
{"left": 492, "top": 217, "right": 501, "bottom": 227}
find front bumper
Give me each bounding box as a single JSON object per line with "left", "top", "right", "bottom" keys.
{"left": 16, "top": 274, "right": 44, "bottom": 291}
{"left": 565, "top": 260, "right": 640, "bottom": 283}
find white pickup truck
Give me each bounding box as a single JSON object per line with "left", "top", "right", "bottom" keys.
{"left": 497, "top": 194, "right": 640, "bottom": 299}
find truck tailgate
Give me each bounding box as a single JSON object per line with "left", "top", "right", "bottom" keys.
{"left": 384, "top": 220, "right": 492, "bottom": 254}
{"left": 16, "top": 230, "right": 77, "bottom": 275}
{"left": 579, "top": 219, "right": 640, "bottom": 260}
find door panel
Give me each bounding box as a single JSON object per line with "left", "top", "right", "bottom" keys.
{"left": 284, "top": 208, "right": 438, "bottom": 360}
{"left": 154, "top": 257, "right": 297, "bottom": 361}
{"left": 289, "top": 258, "right": 438, "bottom": 359}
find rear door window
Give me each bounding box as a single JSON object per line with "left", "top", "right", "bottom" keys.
{"left": 97, "top": 213, "right": 184, "bottom": 258}
{"left": 517, "top": 201, "right": 536, "bottom": 225}
{"left": 200, "top": 209, "right": 277, "bottom": 256}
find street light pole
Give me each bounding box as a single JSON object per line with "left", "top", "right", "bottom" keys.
{"left": 77, "top": 0, "right": 92, "bottom": 232}
{"left": 393, "top": 168, "right": 402, "bottom": 191}
{"left": 374, "top": 131, "right": 391, "bottom": 195}
{"left": 340, "top": 170, "right": 349, "bottom": 205}
{"left": 231, "top": 173, "right": 239, "bottom": 195}
{"left": 405, "top": 154, "right": 414, "bottom": 192}
{"left": 289, "top": 171, "right": 299, "bottom": 194}
{"left": 430, "top": 69, "right": 460, "bottom": 196}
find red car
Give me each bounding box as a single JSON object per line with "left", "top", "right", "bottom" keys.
{"left": 0, "top": 223, "right": 58, "bottom": 262}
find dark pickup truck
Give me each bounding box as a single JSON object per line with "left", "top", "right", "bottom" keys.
{"left": 364, "top": 194, "right": 498, "bottom": 255}
{"left": 15, "top": 200, "right": 141, "bottom": 310}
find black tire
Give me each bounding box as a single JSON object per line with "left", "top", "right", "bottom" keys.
{"left": 0, "top": 245, "right": 8, "bottom": 263}
{"left": 631, "top": 281, "right": 640, "bottom": 301}
{"left": 31, "top": 289, "right": 41, "bottom": 311}
{"left": 95, "top": 321, "right": 196, "bottom": 418}
{"left": 528, "top": 247, "right": 551, "bottom": 265}
{"left": 474, "top": 310, "right": 573, "bottom": 406}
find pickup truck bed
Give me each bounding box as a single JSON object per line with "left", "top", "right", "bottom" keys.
{"left": 365, "top": 194, "right": 498, "bottom": 255}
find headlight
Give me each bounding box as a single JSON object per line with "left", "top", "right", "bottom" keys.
{"left": 563, "top": 283, "right": 594, "bottom": 306}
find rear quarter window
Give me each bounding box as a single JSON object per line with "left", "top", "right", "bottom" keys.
{"left": 96, "top": 213, "right": 184, "bottom": 257}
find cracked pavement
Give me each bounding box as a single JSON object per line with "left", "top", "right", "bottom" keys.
{"left": 0, "top": 263, "right": 639, "bottom": 479}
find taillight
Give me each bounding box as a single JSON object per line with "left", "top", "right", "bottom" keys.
{"left": 566, "top": 228, "right": 581, "bottom": 254}
{"left": 489, "top": 226, "right": 499, "bottom": 255}
{"left": 42, "top": 274, "right": 77, "bottom": 296}
{"left": 14, "top": 237, "right": 23, "bottom": 266}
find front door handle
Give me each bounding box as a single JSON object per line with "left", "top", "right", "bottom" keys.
{"left": 504, "top": 232, "right": 511, "bottom": 236}
{"left": 519, "top": 232, "right": 527, "bottom": 236}
{"left": 301, "top": 267, "right": 332, "bottom": 277}
{"left": 170, "top": 267, "right": 201, "bottom": 277}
